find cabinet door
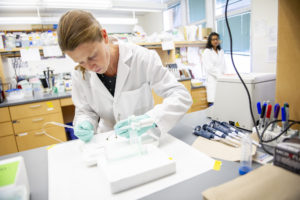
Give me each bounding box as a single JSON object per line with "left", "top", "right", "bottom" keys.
{"left": 0, "top": 107, "right": 11, "bottom": 122}
{"left": 0, "top": 135, "right": 18, "bottom": 156}
{"left": 191, "top": 87, "right": 208, "bottom": 112}
{"left": 12, "top": 112, "right": 64, "bottom": 133}
{"left": 191, "top": 88, "right": 208, "bottom": 106}
{"left": 60, "top": 98, "right": 73, "bottom": 107}
{"left": 9, "top": 100, "right": 61, "bottom": 120}
{"left": 15, "top": 126, "right": 67, "bottom": 151}
{"left": 0, "top": 122, "right": 14, "bottom": 137}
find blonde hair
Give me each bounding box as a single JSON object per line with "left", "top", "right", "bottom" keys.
{"left": 58, "top": 10, "right": 103, "bottom": 78}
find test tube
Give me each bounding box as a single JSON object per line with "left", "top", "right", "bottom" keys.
{"left": 239, "top": 134, "right": 252, "bottom": 175}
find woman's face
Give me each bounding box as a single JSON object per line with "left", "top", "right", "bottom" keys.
{"left": 211, "top": 35, "right": 220, "bottom": 48}
{"left": 66, "top": 39, "right": 110, "bottom": 74}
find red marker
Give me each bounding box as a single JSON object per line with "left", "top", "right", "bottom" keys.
{"left": 265, "top": 104, "right": 272, "bottom": 128}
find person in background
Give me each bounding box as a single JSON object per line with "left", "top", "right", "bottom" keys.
{"left": 57, "top": 10, "right": 192, "bottom": 142}
{"left": 202, "top": 32, "right": 226, "bottom": 105}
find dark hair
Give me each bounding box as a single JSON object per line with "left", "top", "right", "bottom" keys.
{"left": 206, "top": 32, "right": 221, "bottom": 50}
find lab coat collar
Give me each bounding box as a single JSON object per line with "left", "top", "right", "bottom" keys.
{"left": 114, "top": 43, "right": 132, "bottom": 100}
{"left": 90, "top": 71, "right": 113, "bottom": 100}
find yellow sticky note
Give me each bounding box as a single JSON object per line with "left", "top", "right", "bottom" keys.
{"left": 168, "top": 157, "right": 173, "bottom": 160}
{"left": 47, "top": 144, "right": 56, "bottom": 150}
{"left": 213, "top": 160, "right": 222, "bottom": 171}
{"left": 46, "top": 102, "right": 53, "bottom": 108}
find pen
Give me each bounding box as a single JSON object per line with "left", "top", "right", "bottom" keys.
{"left": 284, "top": 103, "right": 289, "bottom": 134}
{"left": 270, "top": 104, "right": 280, "bottom": 131}
{"left": 259, "top": 103, "right": 267, "bottom": 130}
{"left": 281, "top": 106, "right": 286, "bottom": 132}
{"left": 264, "top": 104, "right": 272, "bottom": 128}
{"left": 257, "top": 102, "right": 262, "bottom": 126}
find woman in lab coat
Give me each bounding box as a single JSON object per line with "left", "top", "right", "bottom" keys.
{"left": 202, "top": 32, "right": 226, "bottom": 104}
{"left": 57, "top": 10, "right": 192, "bottom": 142}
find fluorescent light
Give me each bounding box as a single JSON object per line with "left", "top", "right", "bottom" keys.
{"left": 0, "top": 17, "right": 137, "bottom": 25}
{"left": 0, "top": 0, "right": 112, "bottom": 10}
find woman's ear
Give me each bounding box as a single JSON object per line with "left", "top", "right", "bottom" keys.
{"left": 101, "top": 29, "right": 109, "bottom": 44}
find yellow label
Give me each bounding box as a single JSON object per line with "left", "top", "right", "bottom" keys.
{"left": 46, "top": 102, "right": 54, "bottom": 108}
{"left": 213, "top": 160, "right": 222, "bottom": 171}
{"left": 235, "top": 122, "right": 240, "bottom": 127}
{"left": 47, "top": 144, "right": 56, "bottom": 150}
{"left": 168, "top": 157, "right": 173, "bottom": 160}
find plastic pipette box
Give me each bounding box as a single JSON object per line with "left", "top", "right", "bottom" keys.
{"left": 98, "top": 143, "right": 176, "bottom": 194}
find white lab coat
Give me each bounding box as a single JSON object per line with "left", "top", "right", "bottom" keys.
{"left": 72, "top": 43, "right": 192, "bottom": 137}
{"left": 202, "top": 48, "right": 226, "bottom": 102}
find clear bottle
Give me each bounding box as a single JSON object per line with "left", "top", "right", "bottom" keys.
{"left": 239, "top": 134, "right": 252, "bottom": 175}
{"left": 47, "top": 30, "right": 54, "bottom": 45}
{"left": 21, "top": 33, "right": 30, "bottom": 47}
{"left": 5, "top": 33, "right": 16, "bottom": 49}
{"left": 15, "top": 34, "right": 22, "bottom": 48}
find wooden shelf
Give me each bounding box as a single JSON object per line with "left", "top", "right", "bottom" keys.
{"left": 136, "top": 41, "right": 207, "bottom": 48}
{"left": 0, "top": 47, "right": 43, "bottom": 53}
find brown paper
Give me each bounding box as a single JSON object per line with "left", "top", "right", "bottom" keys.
{"left": 192, "top": 136, "right": 256, "bottom": 161}
{"left": 202, "top": 164, "right": 300, "bottom": 200}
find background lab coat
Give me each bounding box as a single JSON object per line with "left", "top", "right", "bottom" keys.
{"left": 202, "top": 48, "right": 226, "bottom": 102}
{"left": 72, "top": 43, "right": 192, "bottom": 137}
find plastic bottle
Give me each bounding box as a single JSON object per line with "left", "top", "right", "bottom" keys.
{"left": 15, "top": 34, "right": 22, "bottom": 48}
{"left": 239, "top": 134, "right": 252, "bottom": 175}
{"left": 5, "top": 33, "right": 16, "bottom": 49}
{"left": 47, "top": 30, "right": 54, "bottom": 45}
{"left": 21, "top": 34, "right": 30, "bottom": 47}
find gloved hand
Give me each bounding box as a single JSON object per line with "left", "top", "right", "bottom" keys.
{"left": 114, "top": 115, "right": 156, "bottom": 139}
{"left": 74, "top": 121, "right": 94, "bottom": 143}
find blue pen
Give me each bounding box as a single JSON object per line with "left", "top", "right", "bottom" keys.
{"left": 256, "top": 102, "right": 262, "bottom": 126}
{"left": 271, "top": 104, "right": 280, "bottom": 131}
{"left": 281, "top": 106, "right": 286, "bottom": 132}
{"left": 257, "top": 102, "right": 262, "bottom": 115}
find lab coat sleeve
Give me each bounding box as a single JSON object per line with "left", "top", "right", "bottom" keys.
{"left": 221, "top": 50, "right": 226, "bottom": 74}
{"left": 145, "top": 50, "right": 193, "bottom": 135}
{"left": 71, "top": 71, "right": 100, "bottom": 132}
{"left": 202, "top": 49, "right": 222, "bottom": 78}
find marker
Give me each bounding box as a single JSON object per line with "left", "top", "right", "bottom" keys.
{"left": 281, "top": 106, "right": 286, "bottom": 132}
{"left": 284, "top": 103, "right": 289, "bottom": 134}
{"left": 264, "top": 104, "right": 272, "bottom": 128}
{"left": 271, "top": 104, "right": 280, "bottom": 131}
{"left": 259, "top": 103, "right": 267, "bottom": 129}
{"left": 257, "top": 102, "right": 262, "bottom": 115}
{"left": 257, "top": 102, "right": 262, "bottom": 126}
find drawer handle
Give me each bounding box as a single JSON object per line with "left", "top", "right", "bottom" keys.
{"left": 32, "top": 118, "right": 44, "bottom": 122}
{"left": 17, "top": 132, "right": 28, "bottom": 137}
{"left": 29, "top": 104, "right": 41, "bottom": 108}
{"left": 35, "top": 131, "right": 45, "bottom": 135}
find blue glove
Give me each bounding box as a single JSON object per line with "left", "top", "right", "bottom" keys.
{"left": 74, "top": 121, "right": 94, "bottom": 143}
{"left": 114, "top": 115, "right": 156, "bottom": 139}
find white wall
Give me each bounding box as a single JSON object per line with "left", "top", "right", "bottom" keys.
{"left": 251, "top": 0, "right": 278, "bottom": 73}
{"left": 137, "top": 12, "right": 164, "bottom": 35}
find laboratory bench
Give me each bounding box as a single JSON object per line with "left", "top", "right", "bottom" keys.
{"left": 0, "top": 110, "right": 260, "bottom": 200}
